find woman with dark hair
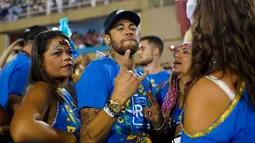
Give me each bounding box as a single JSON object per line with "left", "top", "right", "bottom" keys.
{"left": 144, "top": 29, "right": 193, "bottom": 143}
{"left": 10, "top": 30, "right": 80, "bottom": 143}
{"left": 182, "top": 0, "right": 255, "bottom": 142}
{"left": 149, "top": 42, "right": 192, "bottom": 143}
{"left": 165, "top": 42, "right": 192, "bottom": 140}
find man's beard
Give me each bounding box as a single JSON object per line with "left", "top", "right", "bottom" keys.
{"left": 110, "top": 37, "right": 139, "bottom": 56}
{"left": 139, "top": 57, "right": 153, "bottom": 66}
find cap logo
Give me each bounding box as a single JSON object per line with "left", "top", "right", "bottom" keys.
{"left": 24, "top": 29, "right": 31, "bottom": 33}
{"left": 52, "top": 27, "right": 59, "bottom": 31}
{"left": 116, "top": 10, "right": 124, "bottom": 15}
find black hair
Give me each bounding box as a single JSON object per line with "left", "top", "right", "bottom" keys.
{"left": 140, "top": 35, "right": 164, "bottom": 56}
{"left": 28, "top": 30, "right": 70, "bottom": 102}
{"left": 190, "top": 0, "right": 255, "bottom": 105}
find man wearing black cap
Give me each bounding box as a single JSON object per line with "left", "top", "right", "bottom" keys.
{"left": 0, "top": 25, "right": 47, "bottom": 115}
{"left": 76, "top": 10, "right": 154, "bottom": 142}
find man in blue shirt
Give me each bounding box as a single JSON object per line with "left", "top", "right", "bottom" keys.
{"left": 77, "top": 10, "right": 163, "bottom": 142}
{"left": 137, "top": 36, "right": 170, "bottom": 105}
{"left": 137, "top": 35, "right": 171, "bottom": 142}
{"left": 0, "top": 25, "right": 48, "bottom": 115}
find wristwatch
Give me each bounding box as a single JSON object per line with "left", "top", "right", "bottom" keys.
{"left": 106, "top": 99, "right": 125, "bottom": 116}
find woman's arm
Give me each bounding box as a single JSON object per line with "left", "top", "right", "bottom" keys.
{"left": 144, "top": 91, "right": 175, "bottom": 142}
{"left": 10, "top": 82, "right": 76, "bottom": 143}
{"left": 149, "top": 125, "right": 175, "bottom": 142}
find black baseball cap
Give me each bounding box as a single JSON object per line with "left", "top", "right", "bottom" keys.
{"left": 104, "top": 9, "right": 140, "bottom": 34}
{"left": 23, "top": 25, "right": 48, "bottom": 42}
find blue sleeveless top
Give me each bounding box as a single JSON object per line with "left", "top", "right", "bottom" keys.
{"left": 52, "top": 89, "right": 80, "bottom": 135}
{"left": 181, "top": 81, "right": 255, "bottom": 143}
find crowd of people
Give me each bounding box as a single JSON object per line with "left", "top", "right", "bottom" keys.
{"left": 0, "top": 0, "right": 22, "bottom": 22}
{"left": 0, "top": 0, "right": 255, "bottom": 142}
{"left": 71, "top": 29, "right": 105, "bottom": 49}
{"left": 0, "top": 0, "right": 112, "bottom": 23}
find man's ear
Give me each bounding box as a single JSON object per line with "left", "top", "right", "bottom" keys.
{"left": 153, "top": 47, "right": 160, "bottom": 56}
{"left": 104, "top": 34, "right": 111, "bottom": 45}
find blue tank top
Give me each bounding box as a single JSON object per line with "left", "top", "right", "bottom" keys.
{"left": 52, "top": 89, "right": 80, "bottom": 135}
{"left": 181, "top": 80, "right": 255, "bottom": 143}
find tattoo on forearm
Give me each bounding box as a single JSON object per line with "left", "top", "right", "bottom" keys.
{"left": 81, "top": 108, "right": 100, "bottom": 140}
{"left": 85, "top": 124, "right": 92, "bottom": 139}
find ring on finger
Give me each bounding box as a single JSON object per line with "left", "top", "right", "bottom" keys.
{"left": 127, "top": 70, "right": 134, "bottom": 74}
{"left": 148, "top": 111, "right": 152, "bottom": 117}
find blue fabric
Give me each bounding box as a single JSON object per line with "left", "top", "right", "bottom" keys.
{"left": 170, "top": 103, "right": 183, "bottom": 128}
{"left": 52, "top": 89, "right": 80, "bottom": 135}
{"left": 181, "top": 89, "right": 255, "bottom": 143}
{"left": 0, "top": 53, "right": 30, "bottom": 110}
{"left": 137, "top": 69, "right": 170, "bottom": 106}
{"left": 76, "top": 57, "right": 156, "bottom": 142}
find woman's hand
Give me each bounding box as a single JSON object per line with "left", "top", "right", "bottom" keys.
{"left": 143, "top": 91, "right": 165, "bottom": 129}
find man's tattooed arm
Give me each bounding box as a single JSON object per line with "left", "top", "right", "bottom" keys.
{"left": 80, "top": 108, "right": 118, "bottom": 143}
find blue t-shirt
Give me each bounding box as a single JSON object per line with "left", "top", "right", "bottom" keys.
{"left": 76, "top": 57, "right": 155, "bottom": 142}
{"left": 0, "top": 53, "right": 30, "bottom": 110}
{"left": 137, "top": 69, "right": 170, "bottom": 106}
